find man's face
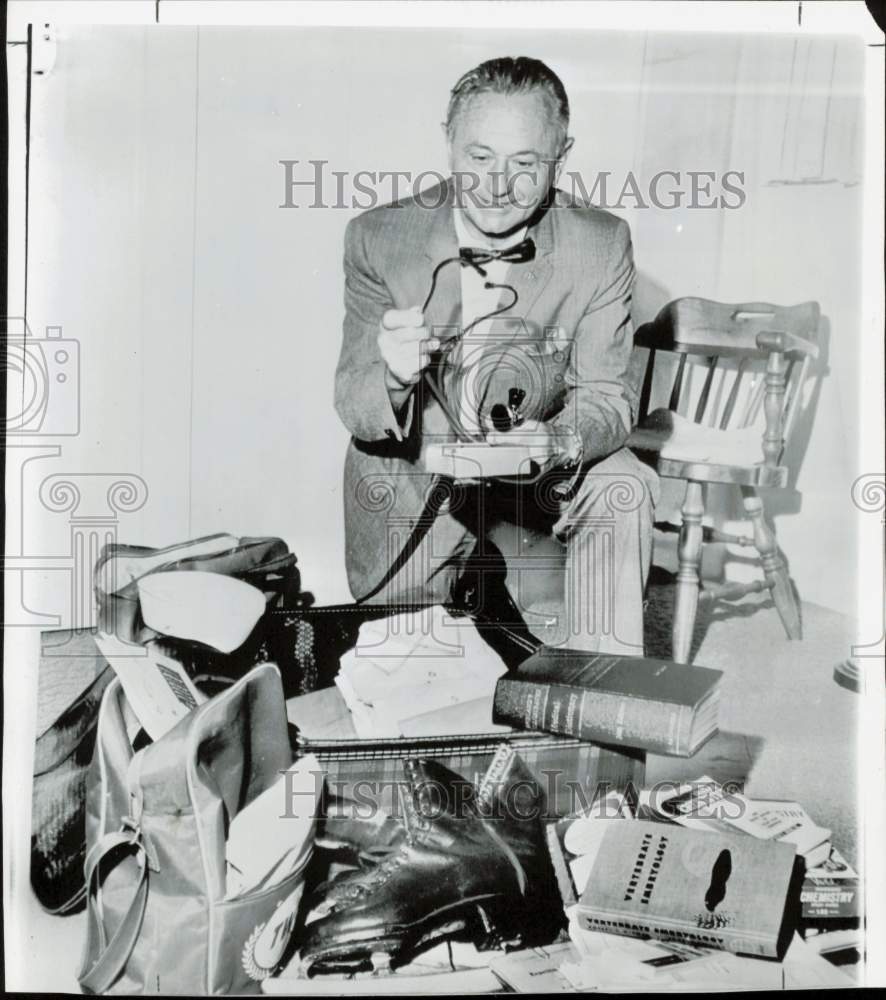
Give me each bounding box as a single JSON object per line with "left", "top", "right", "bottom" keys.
{"left": 447, "top": 89, "right": 567, "bottom": 241}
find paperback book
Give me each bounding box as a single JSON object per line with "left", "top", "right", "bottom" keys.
{"left": 800, "top": 847, "right": 860, "bottom": 920}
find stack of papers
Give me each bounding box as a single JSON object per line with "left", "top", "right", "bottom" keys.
{"left": 563, "top": 915, "right": 856, "bottom": 990}
{"left": 334, "top": 606, "right": 512, "bottom": 739}
{"left": 639, "top": 776, "right": 833, "bottom": 867}
{"left": 726, "top": 798, "right": 832, "bottom": 868}
{"left": 489, "top": 942, "right": 583, "bottom": 992}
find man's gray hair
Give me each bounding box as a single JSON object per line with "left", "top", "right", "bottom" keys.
{"left": 445, "top": 56, "right": 570, "bottom": 150}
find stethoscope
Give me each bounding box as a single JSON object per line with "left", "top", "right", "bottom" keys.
{"left": 419, "top": 247, "right": 529, "bottom": 442}
{"left": 357, "top": 240, "right": 579, "bottom": 604}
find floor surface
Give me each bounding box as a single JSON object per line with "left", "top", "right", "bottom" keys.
{"left": 12, "top": 593, "right": 863, "bottom": 992}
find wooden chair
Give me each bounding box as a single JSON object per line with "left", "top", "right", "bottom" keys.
{"left": 628, "top": 297, "right": 821, "bottom": 663}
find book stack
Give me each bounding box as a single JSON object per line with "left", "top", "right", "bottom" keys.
{"left": 483, "top": 930, "right": 856, "bottom": 990}
{"left": 539, "top": 807, "right": 857, "bottom": 990}
{"left": 533, "top": 776, "right": 859, "bottom": 991}
{"left": 492, "top": 646, "right": 723, "bottom": 756}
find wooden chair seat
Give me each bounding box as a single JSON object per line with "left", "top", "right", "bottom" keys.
{"left": 631, "top": 297, "right": 822, "bottom": 663}
{"left": 630, "top": 409, "right": 788, "bottom": 487}
{"left": 655, "top": 459, "right": 786, "bottom": 489}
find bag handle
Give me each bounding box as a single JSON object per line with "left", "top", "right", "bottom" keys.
{"left": 77, "top": 822, "right": 157, "bottom": 995}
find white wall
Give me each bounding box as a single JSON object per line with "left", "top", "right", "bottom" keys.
{"left": 20, "top": 25, "right": 866, "bottom": 618}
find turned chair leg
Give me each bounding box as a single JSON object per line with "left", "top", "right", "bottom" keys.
{"left": 673, "top": 481, "right": 705, "bottom": 663}
{"left": 741, "top": 487, "right": 802, "bottom": 639}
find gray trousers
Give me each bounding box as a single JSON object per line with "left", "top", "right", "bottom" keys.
{"left": 372, "top": 447, "right": 660, "bottom": 656}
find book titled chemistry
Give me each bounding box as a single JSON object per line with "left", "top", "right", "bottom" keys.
{"left": 576, "top": 821, "right": 798, "bottom": 958}
{"left": 492, "top": 647, "right": 722, "bottom": 756}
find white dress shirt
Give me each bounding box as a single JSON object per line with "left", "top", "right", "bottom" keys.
{"left": 452, "top": 209, "right": 527, "bottom": 435}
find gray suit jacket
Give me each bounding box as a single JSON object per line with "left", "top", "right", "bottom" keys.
{"left": 335, "top": 178, "right": 639, "bottom": 600}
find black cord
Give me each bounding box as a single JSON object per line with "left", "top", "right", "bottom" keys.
{"left": 356, "top": 256, "right": 540, "bottom": 604}
{"left": 421, "top": 257, "right": 523, "bottom": 442}
{"left": 421, "top": 257, "right": 519, "bottom": 353}
{"left": 429, "top": 277, "right": 520, "bottom": 441}
{"left": 421, "top": 255, "right": 463, "bottom": 313}
{"left": 459, "top": 279, "right": 519, "bottom": 340}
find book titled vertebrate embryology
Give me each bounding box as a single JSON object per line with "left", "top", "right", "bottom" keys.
{"left": 575, "top": 820, "right": 799, "bottom": 958}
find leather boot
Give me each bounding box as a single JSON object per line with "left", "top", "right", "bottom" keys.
{"left": 309, "top": 795, "right": 408, "bottom": 917}
{"left": 299, "top": 746, "right": 560, "bottom": 974}
{"left": 305, "top": 748, "right": 496, "bottom": 919}
{"left": 315, "top": 793, "right": 407, "bottom": 864}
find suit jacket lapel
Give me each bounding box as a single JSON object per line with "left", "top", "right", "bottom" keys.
{"left": 414, "top": 181, "right": 558, "bottom": 337}
{"left": 420, "top": 182, "right": 462, "bottom": 339}
{"left": 510, "top": 202, "right": 555, "bottom": 328}
{"left": 409, "top": 183, "right": 463, "bottom": 439}
{"left": 489, "top": 201, "right": 555, "bottom": 351}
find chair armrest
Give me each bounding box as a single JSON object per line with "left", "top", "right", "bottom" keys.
{"left": 756, "top": 327, "right": 820, "bottom": 360}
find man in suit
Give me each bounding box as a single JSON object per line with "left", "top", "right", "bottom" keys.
{"left": 335, "top": 56, "right": 658, "bottom": 654}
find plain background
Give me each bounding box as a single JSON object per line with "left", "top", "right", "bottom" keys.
{"left": 3, "top": 6, "right": 884, "bottom": 993}
{"left": 16, "top": 25, "right": 865, "bottom": 618}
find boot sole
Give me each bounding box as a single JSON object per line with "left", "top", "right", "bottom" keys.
{"left": 301, "top": 892, "right": 523, "bottom": 975}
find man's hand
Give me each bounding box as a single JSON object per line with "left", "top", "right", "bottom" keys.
{"left": 486, "top": 419, "right": 582, "bottom": 472}
{"left": 378, "top": 307, "right": 440, "bottom": 387}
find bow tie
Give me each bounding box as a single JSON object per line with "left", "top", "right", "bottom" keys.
{"left": 459, "top": 238, "right": 536, "bottom": 270}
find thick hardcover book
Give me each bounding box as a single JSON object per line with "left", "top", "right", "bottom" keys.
{"left": 492, "top": 647, "right": 722, "bottom": 756}
{"left": 576, "top": 820, "right": 798, "bottom": 958}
